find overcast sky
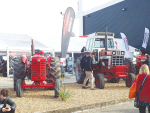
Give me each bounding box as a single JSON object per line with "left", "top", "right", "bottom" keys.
{"left": 0, "top": 0, "right": 112, "bottom": 49}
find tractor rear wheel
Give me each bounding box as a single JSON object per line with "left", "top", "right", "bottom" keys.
{"left": 16, "top": 79, "right": 23, "bottom": 97}
{"left": 126, "top": 73, "right": 135, "bottom": 87}
{"left": 124, "top": 58, "right": 135, "bottom": 74}
{"left": 13, "top": 57, "right": 25, "bottom": 91}
{"left": 55, "top": 79, "right": 60, "bottom": 98}
{"left": 75, "top": 58, "right": 85, "bottom": 84}
{"left": 95, "top": 74, "right": 105, "bottom": 89}
{"left": 13, "top": 77, "right": 17, "bottom": 91}
{"left": 50, "top": 57, "right": 61, "bottom": 79}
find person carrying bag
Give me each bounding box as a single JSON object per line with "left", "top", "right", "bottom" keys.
{"left": 134, "top": 74, "right": 148, "bottom": 108}
{"left": 129, "top": 64, "right": 150, "bottom": 113}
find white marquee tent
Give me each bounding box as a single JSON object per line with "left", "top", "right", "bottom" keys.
{"left": 0, "top": 33, "right": 54, "bottom": 77}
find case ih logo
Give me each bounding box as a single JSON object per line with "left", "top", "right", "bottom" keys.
{"left": 63, "top": 11, "right": 73, "bottom": 37}
{"left": 123, "top": 37, "right": 129, "bottom": 51}
{"left": 143, "top": 32, "right": 149, "bottom": 44}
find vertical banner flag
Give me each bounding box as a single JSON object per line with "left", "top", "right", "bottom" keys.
{"left": 120, "top": 33, "right": 131, "bottom": 58}
{"left": 61, "top": 7, "right": 75, "bottom": 60}
{"left": 142, "top": 27, "right": 149, "bottom": 49}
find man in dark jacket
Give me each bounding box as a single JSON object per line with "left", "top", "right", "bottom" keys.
{"left": 80, "top": 54, "right": 88, "bottom": 71}
{"left": 0, "top": 89, "right": 16, "bottom": 113}
{"left": 82, "top": 53, "right": 96, "bottom": 90}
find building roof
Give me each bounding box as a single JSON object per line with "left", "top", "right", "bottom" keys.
{"left": 83, "top": 0, "right": 150, "bottom": 50}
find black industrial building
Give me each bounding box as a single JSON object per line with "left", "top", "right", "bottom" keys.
{"left": 83, "top": 0, "right": 150, "bottom": 50}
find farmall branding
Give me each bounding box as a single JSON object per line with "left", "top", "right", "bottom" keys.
{"left": 123, "top": 37, "right": 129, "bottom": 51}
{"left": 143, "top": 32, "right": 149, "bottom": 44}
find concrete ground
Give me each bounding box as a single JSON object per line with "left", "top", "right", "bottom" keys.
{"left": 0, "top": 72, "right": 76, "bottom": 87}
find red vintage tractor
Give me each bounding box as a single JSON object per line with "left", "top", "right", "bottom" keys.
{"left": 75, "top": 32, "right": 135, "bottom": 88}
{"left": 133, "top": 48, "right": 150, "bottom": 75}
{"left": 13, "top": 50, "right": 61, "bottom": 97}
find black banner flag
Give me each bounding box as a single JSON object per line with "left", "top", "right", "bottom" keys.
{"left": 61, "top": 7, "right": 75, "bottom": 58}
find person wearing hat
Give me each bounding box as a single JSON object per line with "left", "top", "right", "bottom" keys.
{"left": 82, "top": 52, "right": 96, "bottom": 90}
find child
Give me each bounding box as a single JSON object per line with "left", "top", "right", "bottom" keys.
{"left": 0, "top": 89, "right": 16, "bottom": 113}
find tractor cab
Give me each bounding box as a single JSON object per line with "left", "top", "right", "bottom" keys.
{"left": 85, "top": 32, "right": 116, "bottom": 62}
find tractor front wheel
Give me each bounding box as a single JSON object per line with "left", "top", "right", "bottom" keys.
{"left": 124, "top": 58, "right": 135, "bottom": 74}
{"left": 75, "top": 58, "right": 85, "bottom": 84}
{"left": 13, "top": 77, "right": 17, "bottom": 91}
{"left": 55, "top": 79, "right": 60, "bottom": 98}
{"left": 95, "top": 74, "right": 105, "bottom": 89}
{"left": 126, "top": 73, "right": 135, "bottom": 87}
{"left": 16, "top": 79, "right": 23, "bottom": 97}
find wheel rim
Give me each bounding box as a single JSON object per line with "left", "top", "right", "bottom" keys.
{"left": 95, "top": 77, "right": 99, "bottom": 87}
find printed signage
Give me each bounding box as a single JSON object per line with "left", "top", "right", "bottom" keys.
{"left": 120, "top": 33, "right": 131, "bottom": 58}
{"left": 142, "top": 27, "right": 149, "bottom": 49}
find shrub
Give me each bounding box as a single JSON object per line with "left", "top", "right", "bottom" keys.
{"left": 58, "top": 88, "right": 72, "bottom": 101}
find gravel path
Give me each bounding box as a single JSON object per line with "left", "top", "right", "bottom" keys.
{"left": 0, "top": 77, "right": 130, "bottom": 113}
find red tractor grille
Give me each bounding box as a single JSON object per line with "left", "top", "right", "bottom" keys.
{"left": 31, "top": 61, "right": 46, "bottom": 75}
{"left": 112, "top": 56, "right": 123, "bottom": 66}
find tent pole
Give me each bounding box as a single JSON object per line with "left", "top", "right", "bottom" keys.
{"left": 53, "top": 48, "right": 55, "bottom": 57}
{"left": 7, "top": 47, "right": 9, "bottom": 77}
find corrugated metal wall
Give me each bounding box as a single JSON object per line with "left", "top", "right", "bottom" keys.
{"left": 83, "top": 0, "right": 150, "bottom": 50}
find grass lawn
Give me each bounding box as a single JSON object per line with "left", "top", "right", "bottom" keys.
{"left": 0, "top": 73, "right": 2, "bottom": 77}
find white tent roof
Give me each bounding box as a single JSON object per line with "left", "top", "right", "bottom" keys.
{"left": 46, "top": 36, "right": 87, "bottom": 52}
{"left": 0, "top": 33, "right": 53, "bottom": 51}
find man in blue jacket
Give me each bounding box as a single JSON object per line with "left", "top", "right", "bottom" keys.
{"left": 82, "top": 52, "right": 96, "bottom": 90}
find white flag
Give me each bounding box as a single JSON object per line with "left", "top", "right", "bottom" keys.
{"left": 142, "top": 27, "right": 149, "bottom": 49}
{"left": 120, "top": 33, "right": 131, "bottom": 58}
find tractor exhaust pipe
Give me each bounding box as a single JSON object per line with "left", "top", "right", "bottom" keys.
{"left": 31, "top": 39, "right": 35, "bottom": 56}
{"left": 105, "top": 25, "right": 108, "bottom": 51}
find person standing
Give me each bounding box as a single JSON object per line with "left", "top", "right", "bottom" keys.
{"left": 82, "top": 53, "right": 96, "bottom": 90}
{"left": 129, "top": 64, "right": 150, "bottom": 113}
{"left": 0, "top": 89, "right": 16, "bottom": 113}
{"left": 143, "top": 54, "right": 150, "bottom": 70}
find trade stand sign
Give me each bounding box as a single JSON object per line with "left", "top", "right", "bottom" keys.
{"left": 60, "top": 58, "right": 66, "bottom": 67}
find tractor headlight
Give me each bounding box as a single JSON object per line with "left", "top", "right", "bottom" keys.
{"left": 38, "top": 59, "right": 40, "bottom": 62}
{"left": 121, "top": 51, "right": 125, "bottom": 55}
{"left": 112, "top": 51, "right": 116, "bottom": 55}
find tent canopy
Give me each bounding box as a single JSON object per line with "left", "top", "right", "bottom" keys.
{"left": 0, "top": 33, "right": 53, "bottom": 51}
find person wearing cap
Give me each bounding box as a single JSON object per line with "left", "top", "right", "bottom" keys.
{"left": 82, "top": 52, "right": 96, "bottom": 90}
{"left": 143, "top": 54, "right": 150, "bottom": 69}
